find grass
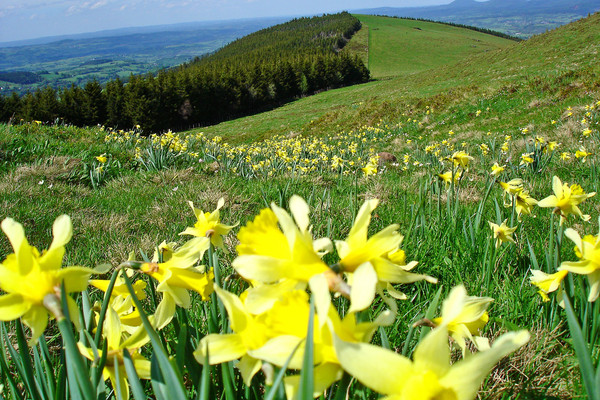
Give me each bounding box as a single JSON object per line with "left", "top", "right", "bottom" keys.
{"left": 357, "top": 14, "right": 514, "bottom": 79}
{"left": 1, "top": 12, "right": 600, "bottom": 400}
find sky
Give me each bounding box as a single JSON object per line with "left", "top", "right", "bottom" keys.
{"left": 0, "top": 0, "right": 453, "bottom": 43}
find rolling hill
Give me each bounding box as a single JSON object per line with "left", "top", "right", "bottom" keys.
{"left": 195, "top": 12, "right": 600, "bottom": 144}
{"left": 354, "top": 0, "right": 600, "bottom": 38}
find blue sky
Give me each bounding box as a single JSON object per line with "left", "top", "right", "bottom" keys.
{"left": 0, "top": 0, "right": 452, "bottom": 42}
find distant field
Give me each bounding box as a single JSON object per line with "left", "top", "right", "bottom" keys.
{"left": 0, "top": 17, "right": 287, "bottom": 96}
{"left": 357, "top": 14, "right": 514, "bottom": 78}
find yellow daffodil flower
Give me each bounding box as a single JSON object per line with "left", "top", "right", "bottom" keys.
{"left": 575, "top": 147, "right": 592, "bottom": 162}
{"left": 336, "top": 199, "right": 436, "bottom": 312}
{"left": 499, "top": 178, "right": 523, "bottom": 196}
{"left": 180, "top": 198, "right": 237, "bottom": 249}
{"left": 529, "top": 270, "right": 568, "bottom": 302}
{"left": 490, "top": 163, "right": 505, "bottom": 177}
{"left": 449, "top": 151, "right": 473, "bottom": 170}
{"left": 488, "top": 220, "right": 517, "bottom": 248}
{"left": 513, "top": 190, "right": 538, "bottom": 218}
{"left": 128, "top": 237, "right": 213, "bottom": 307}
{"left": 559, "top": 228, "right": 600, "bottom": 301}
{"left": 520, "top": 153, "right": 534, "bottom": 166}
{"left": 334, "top": 322, "right": 529, "bottom": 400}
{"left": 431, "top": 285, "right": 493, "bottom": 354}
{"left": 538, "top": 176, "right": 595, "bottom": 223}
{"left": 79, "top": 307, "right": 150, "bottom": 400}
{"left": 233, "top": 196, "right": 338, "bottom": 299}
{"left": 0, "top": 216, "right": 92, "bottom": 345}
{"left": 194, "top": 285, "right": 273, "bottom": 385}
{"left": 438, "top": 170, "right": 462, "bottom": 186}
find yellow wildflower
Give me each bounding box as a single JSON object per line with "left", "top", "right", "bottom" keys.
{"left": 530, "top": 270, "right": 568, "bottom": 302}
{"left": 559, "top": 228, "right": 600, "bottom": 301}
{"left": 0, "top": 216, "right": 92, "bottom": 345}
{"left": 489, "top": 220, "right": 517, "bottom": 248}
{"left": 432, "top": 285, "right": 493, "bottom": 353}
{"left": 180, "top": 198, "right": 237, "bottom": 249}
{"left": 334, "top": 321, "right": 529, "bottom": 400}
{"left": 538, "top": 176, "right": 595, "bottom": 222}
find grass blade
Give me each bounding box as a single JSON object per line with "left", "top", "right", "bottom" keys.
{"left": 297, "top": 295, "right": 315, "bottom": 400}
{"left": 563, "top": 295, "right": 598, "bottom": 400}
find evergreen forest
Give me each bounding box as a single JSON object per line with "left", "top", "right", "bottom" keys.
{"left": 0, "top": 12, "right": 369, "bottom": 133}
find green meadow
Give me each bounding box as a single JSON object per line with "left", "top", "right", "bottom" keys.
{"left": 1, "top": 13, "right": 599, "bottom": 400}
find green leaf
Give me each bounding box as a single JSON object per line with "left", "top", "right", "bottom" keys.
{"left": 123, "top": 271, "right": 187, "bottom": 400}
{"left": 563, "top": 295, "right": 598, "bottom": 400}
{"left": 123, "top": 349, "right": 146, "bottom": 400}
{"left": 197, "top": 343, "right": 211, "bottom": 400}
{"left": 15, "top": 320, "right": 42, "bottom": 400}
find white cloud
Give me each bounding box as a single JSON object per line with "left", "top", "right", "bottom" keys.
{"left": 90, "top": 0, "right": 108, "bottom": 10}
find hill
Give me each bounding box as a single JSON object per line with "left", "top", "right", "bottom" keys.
{"left": 0, "top": 13, "right": 369, "bottom": 132}
{"left": 355, "top": 15, "right": 513, "bottom": 79}
{"left": 354, "top": 0, "right": 600, "bottom": 38}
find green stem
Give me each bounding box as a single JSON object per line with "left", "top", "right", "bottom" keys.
{"left": 94, "top": 268, "right": 120, "bottom": 347}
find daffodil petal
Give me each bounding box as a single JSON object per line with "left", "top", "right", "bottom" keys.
{"left": 250, "top": 335, "right": 305, "bottom": 369}
{"left": 0, "top": 293, "right": 30, "bottom": 321}
{"left": 413, "top": 325, "right": 451, "bottom": 377}
{"left": 284, "top": 362, "right": 343, "bottom": 400}
{"left": 195, "top": 333, "right": 247, "bottom": 365}
{"left": 334, "top": 334, "right": 411, "bottom": 396}
{"left": 348, "top": 262, "right": 378, "bottom": 313}
{"left": 237, "top": 354, "right": 261, "bottom": 386}
{"left": 308, "top": 273, "right": 331, "bottom": 328}
{"left": 439, "top": 330, "right": 529, "bottom": 400}
{"left": 22, "top": 305, "right": 48, "bottom": 346}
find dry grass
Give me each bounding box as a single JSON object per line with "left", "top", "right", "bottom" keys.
{"left": 479, "top": 324, "right": 580, "bottom": 399}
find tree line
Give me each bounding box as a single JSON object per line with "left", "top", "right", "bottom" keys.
{"left": 0, "top": 12, "right": 369, "bottom": 133}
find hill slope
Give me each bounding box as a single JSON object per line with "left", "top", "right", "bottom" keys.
{"left": 356, "top": 14, "right": 513, "bottom": 78}
{"left": 354, "top": 0, "right": 600, "bottom": 38}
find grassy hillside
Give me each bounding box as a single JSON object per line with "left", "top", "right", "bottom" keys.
{"left": 358, "top": 14, "right": 514, "bottom": 78}
{"left": 355, "top": 0, "right": 600, "bottom": 38}
{"left": 1, "top": 12, "right": 599, "bottom": 400}
{"left": 194, "top": 13, "right": 600, "bottom": 144}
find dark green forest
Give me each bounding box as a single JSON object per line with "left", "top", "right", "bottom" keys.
{"left": 0, "top": 12, "right": 369, "bottom": 133}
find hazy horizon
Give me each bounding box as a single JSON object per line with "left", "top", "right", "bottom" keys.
{"left": 0, "top": 0, "right": 452, "bottom": 43}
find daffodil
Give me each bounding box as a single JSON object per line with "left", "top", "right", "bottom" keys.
{"left": 194, "top": 285, "right": 272, "bottom": 385}
{"left": 96, "top": 154, "right": 107, "bottom": 163}
{"left": 126, "top": 237, "right": 213, "bottom": 308}
{"left": 334, "top": 322, "right": 529, "bottom": 400}
{"left": 180, "top": 198, "right": 237, "bottom": 249}
{"left": 559, "top": 228, "right": 600, "bottom": 301}
{"left": 431, "top": 285, "right": 493, "bottom": 354}
{"left": 335, "top": 199, "right": 436, "bottom": 312}
{"left": 246, "top": 290, "right": 394, "bottom": 398}
{"left": 449, "top": 151, "right": 473, "bottom": 170}
{"left": 490, "top": 163, "right": 505, "bottom": 177}
{"left": 0, "top": 216, "right": 92, "bottom": 344}
{"left": 438, "top": 170, "right": 462, "bottom": 186}
{"left": 488, "top": 220, "right": 517, "bottom": 248}
{"left": 520, "top": 152, "right": 534, "bottom": 166}
{"left": 529, "top": 270, "right": 568, "bottom": 302}
{"left": 232, "top": 196, "right": 338, "bottom": 305}
{"left": 79, "top": 307, "right": 150, "bottom": 400}
{"left": 499, "top": 178, "right": 523, "bottom": 196}
{"left": 538, "top": 176, "right": 595, "bottom": 223}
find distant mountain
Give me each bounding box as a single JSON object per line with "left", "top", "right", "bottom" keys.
{"left": 0, "top": 17, "right": 289, "bottom": 48}
{"left": 353, "top": 0, "right": 600, "bottom": 37}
